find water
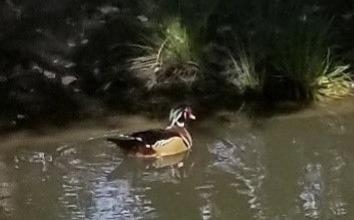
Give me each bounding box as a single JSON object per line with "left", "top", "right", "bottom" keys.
{"left": 0, "top": 101, "right": 354, "bottom": 220}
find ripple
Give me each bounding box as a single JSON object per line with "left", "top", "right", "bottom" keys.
{"left": 52, "top": 138, "right": 158, "bottom": 220}
{"left": 196, "top": 183, "right": 220, "bottom": 220}
{"left": 208, "top": 134, "right": 266, "bottom": 219}
{"left": 14, "top": 151, "right": 52, "bottom": 172}
{"left": 327, "top": 151, "right": 347, "bottom": 217}
{"left": 299, "top": 163, "right": 324, "bottom": 219}
{"left": 298, "top": 151, "right": 348, "bottom": 219}
{"left": 106, "top": 153, "right": 190, "bottom": 184}
{"left": 86, "top": 180, "right": 156, "bottom": 220}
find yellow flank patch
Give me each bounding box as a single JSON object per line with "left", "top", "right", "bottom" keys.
{"left": 152, "top": 137, "right": 188, "bottom": 157}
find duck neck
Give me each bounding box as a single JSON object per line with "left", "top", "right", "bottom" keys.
{"left": 166, "top": 125, "right": 192, "bottom": 149}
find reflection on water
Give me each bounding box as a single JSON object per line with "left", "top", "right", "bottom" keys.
{"left": 299, "top": 163, "right": 324, "bottom": 219}
{"left": 1, "top": 102, "right": 354, "bottom": 220}
{"left": 15, "top": 151, "right": 52, "bottom": 172}
{"left": 0, "top": 160, "right": 15, "bottom": 218}
{"left": 298, "top": 153, "right": 348, "bottom": 220}
{"left": 197, "top": 184, "right": 219, "bottom": 220}
{"left": 56, "top": 139, "right": 158, "bottom": 220}
{"left": 327, "top": 150, "right": 347, "bottom": 217}
{"left": 85, "top": 180, "right": 155, "bottom": 220}
{"left": 208, "top": 134, "right": 266, "bottom": 219}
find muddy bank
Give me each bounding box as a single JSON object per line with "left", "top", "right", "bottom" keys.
{"left": 2, "top": 96, "right": 354, "bottom": 152}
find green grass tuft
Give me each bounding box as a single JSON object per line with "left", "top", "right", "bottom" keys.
{"left": 225, "top": 46, "right": 262, "bottom": 94}
{"left": 271, "top": 16, "right": 352, "bottom": 99}
{"left": 160, "top": 19, "right": 194, "bottom": 64}
{"left": 123, "top": 18, "right": 199, "bottom": 90}
{"left": 315, "top": 51, "right": 352, "bottom": 100}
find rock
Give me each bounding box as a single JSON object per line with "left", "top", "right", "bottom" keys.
{"left": 61, "top": 76, "right": 77, "bottom": 85}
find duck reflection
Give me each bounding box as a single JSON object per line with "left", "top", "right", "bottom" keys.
{"left": 107, "top": 152, "right": 190, "bottom": 183}
{"left": 150, "top": 152, "right": 188, "bottom": 169}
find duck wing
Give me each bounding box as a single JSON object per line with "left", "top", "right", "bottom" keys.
{"left": 130, "top": 129, "right": 180, "bottom": 145}
{"left": 107, "top": 129, "right": 179, "bottom": 149}
{"left": 106, "top": 137, "right": 143, "bottom": 149}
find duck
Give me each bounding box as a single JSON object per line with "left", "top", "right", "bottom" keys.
{"left": 107, "top": 106, "right": 196, "bottom": 158}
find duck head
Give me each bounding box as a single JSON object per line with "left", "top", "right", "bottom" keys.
{"left": 168, "top": 106, "right": 196, "bottom": 128}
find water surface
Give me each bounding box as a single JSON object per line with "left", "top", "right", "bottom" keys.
{"left": 1, "top": 101, "right": 354, "bottom": 220}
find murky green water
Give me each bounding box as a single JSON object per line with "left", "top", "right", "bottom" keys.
{"left": 1, "top": 101, "right": 354, "bottom": 220}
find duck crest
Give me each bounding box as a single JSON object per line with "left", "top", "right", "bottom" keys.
{"left": 167, "top": 106, "right": 195, "bottom": 128}
{"left": 167, "top": 108, "right": 185, "bottom": 128}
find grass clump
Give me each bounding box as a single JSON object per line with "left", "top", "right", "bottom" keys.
{"left": 120, "top": 1, "right": 353, "bottom": 105}
{"left": 315, "top": 52, "right": 352, "bottom": 100}
{"left": 125, "top": 18, "right": 199, "bottom": 90}
{"left": 271, "top": 17, "right": 352, "bottom": 100}
{"left": 159, "top": 19, "right": 194, "bottom": 64}
{"left": 225, "top": 46, "right": 262, "bottom": 95}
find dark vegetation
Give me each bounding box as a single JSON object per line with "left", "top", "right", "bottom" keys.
{"left": 0, "top": 0, "right": 353, "bottom": 129}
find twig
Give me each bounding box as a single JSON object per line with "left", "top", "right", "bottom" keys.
{"left": 156, "top": 38, "right": 169, "bottom": 65}
{"left": 109, "top": 43, "right": 153, "bottom": 51}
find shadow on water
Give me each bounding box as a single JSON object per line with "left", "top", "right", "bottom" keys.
{"left": 0, "top": 99, "right": 354, "bottom": 219}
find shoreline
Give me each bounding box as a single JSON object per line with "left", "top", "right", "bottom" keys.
{"left": 1, "top": 96, "right": 354, "bottom": 151}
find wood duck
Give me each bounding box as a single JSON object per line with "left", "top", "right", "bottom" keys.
{"left": 107, "top": 106, "right": 196, "bottom": 158}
